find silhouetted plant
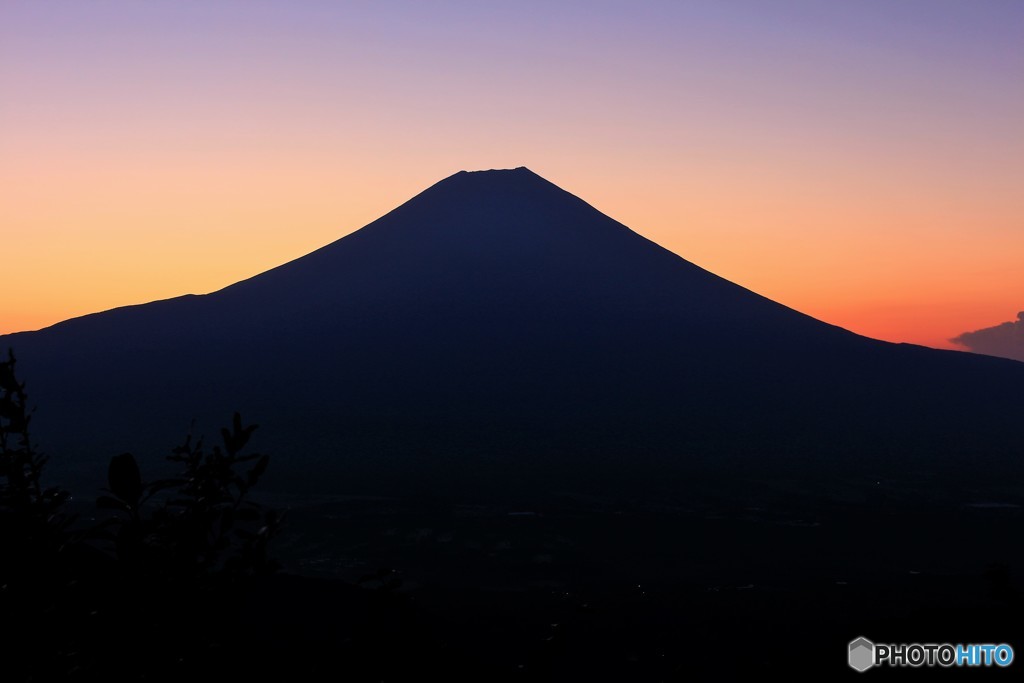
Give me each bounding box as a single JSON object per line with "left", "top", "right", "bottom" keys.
{"left": 0, "top": 349, "right": 73, "bottom": 555}
{"left": 0, "top": 350, "right": 79, "bottom": 681}
{"left": 0, "top": 349, "right": 75, "bottom": 588}
{"left": 1, "top": 352, "right": 293, "bottom": 681}
{"left": 98, "top": 412, "right": 281, "bottom": 579}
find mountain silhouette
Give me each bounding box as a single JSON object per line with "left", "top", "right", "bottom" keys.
{"left": 5, "top": 167, "right": 1023, "bottom": 499}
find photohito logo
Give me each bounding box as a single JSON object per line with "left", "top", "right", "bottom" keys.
{"left": 848, "top": 637, "right": 1013, "bottom": 671}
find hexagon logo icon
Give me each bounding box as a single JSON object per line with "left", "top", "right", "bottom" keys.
{"left": 849, "top": 637, "right": 875, "bottom": 672}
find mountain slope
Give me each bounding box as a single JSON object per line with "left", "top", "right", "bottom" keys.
{"left": 5, "top": 168, "right": 1023, "bottom": 499}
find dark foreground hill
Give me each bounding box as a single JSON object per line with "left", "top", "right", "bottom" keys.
{"left": 4, "top": 167, "right": 1023, "bottom": 500}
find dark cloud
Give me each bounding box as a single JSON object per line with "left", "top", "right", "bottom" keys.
{"left": 951, "top": 312, "right": 1024, "bottom": 363}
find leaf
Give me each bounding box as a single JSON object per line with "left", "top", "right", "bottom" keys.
{"left": 247, "top": 455, "right": 269, "bottom": 488}
{"left": 107, "top": 453, "right": 143, "bottom": 504}
{"left": 220, "top": 426, "right": 233, "bottom": 454}
{"left": 220, "top": 412, "right": 258, "bottom": 456}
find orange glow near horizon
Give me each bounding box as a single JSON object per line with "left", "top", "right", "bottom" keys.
{"left": 2, "top": 2, "right": 1022, "bottom": 351}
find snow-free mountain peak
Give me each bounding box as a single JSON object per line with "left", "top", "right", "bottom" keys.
{"left": 3, "top": 168, "right": 1024, "bottom": 500}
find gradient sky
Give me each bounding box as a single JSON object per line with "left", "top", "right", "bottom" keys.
{"left": 2, "top": 1, "right": 1022, "bottom": 350}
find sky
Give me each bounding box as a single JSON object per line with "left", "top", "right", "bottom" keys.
{"left": 2, "top": 1, "right": 1022, "bottom": 353}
